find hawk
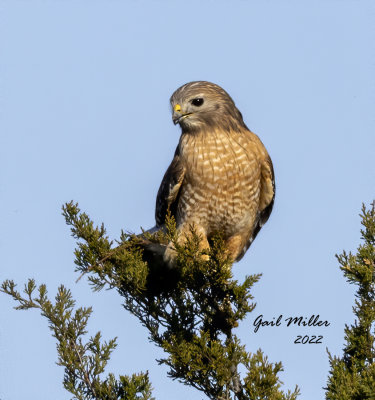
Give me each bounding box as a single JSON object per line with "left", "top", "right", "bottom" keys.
{"left": 151, "top": 81, "right": 275, "bottom": 266}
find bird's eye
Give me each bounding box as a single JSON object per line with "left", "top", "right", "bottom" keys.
{"left": 191, "top": 98, "right": 204, "bottom": 107}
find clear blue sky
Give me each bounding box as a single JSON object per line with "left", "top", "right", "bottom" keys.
{"left": 1, "top": 1, "right": 374, "bottom": 399}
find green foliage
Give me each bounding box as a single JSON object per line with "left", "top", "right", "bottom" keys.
{"left": 244, "top": 350, "right": 300, "bottom": 400}
{"left": 325, "top": 202, "right": 375, "bottom": 400}
{"left": 61, "top": 201, "right": 300, "bottom": 400}
{"left": 3, "top": 200, "right": 375, "bottom": 399}
{"left": 0, "top": 279, "right": 154, "bottom": 400}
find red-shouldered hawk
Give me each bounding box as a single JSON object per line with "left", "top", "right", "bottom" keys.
{"left": 151, "top": 81, "right": 275, "bottom": 266}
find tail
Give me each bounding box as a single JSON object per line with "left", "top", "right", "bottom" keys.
{"left": 134, "top": 227, "right": 180, "bottom": 294}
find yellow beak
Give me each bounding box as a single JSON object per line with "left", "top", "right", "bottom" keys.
{"left": 174, "top": 104, "right": 181, "bottom": 112}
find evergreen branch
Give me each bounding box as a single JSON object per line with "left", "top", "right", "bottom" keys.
{"left": 4, "top": 200, "right": 375, "bottom": 398}
{"left": 325, "top": 201, "right": 375, "bottom": 399}
{"left": 62, "top": 201, "right": 299, "bottom": 399}
{"left": 0, "top": 279, "right": 154, "bottom": 400}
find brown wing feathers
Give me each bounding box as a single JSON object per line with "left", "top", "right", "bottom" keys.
{"left": 155, "top": 147, "right": 185, "bottom": 226}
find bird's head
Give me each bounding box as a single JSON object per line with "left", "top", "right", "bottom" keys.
{"left": 170, "top": 81, "right": 246, "bottom": 133}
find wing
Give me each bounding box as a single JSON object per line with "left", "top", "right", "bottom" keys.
{"left": 236, "top": 154, "right": 275, "bottom": 261}
{"left": 155, "top": 146, "right": 186, "bottom": 226}
{"left": 258, "top": 155, "right": 275, "bottom": 227}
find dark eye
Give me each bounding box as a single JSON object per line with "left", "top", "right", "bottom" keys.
{"left": 191, "top": 98, "right": 204, "bottom": 107}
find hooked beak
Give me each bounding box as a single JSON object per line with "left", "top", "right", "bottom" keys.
{"left": 173, "top": 113, "right": 192, "bottom": 125}
{"left": 172, "top": 103, "right": 191, "bottom": 125}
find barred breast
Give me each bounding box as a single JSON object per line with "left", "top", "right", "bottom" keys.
{"left": 177, "top": 129, "right": 262, "bottom": 239}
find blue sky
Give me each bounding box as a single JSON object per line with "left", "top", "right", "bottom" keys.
{"left": 1, "top": 1, "right": 374, "bottom": 399}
